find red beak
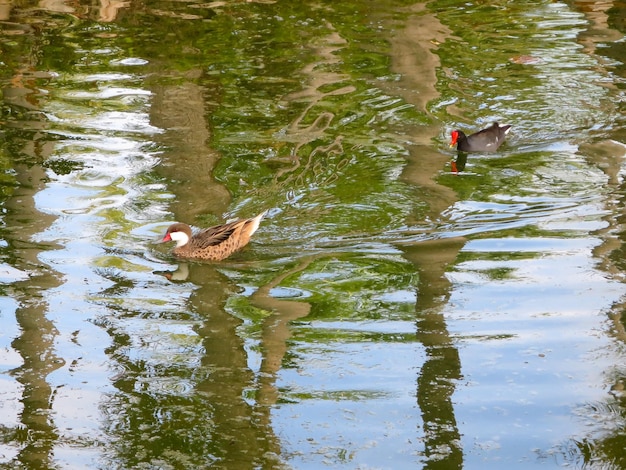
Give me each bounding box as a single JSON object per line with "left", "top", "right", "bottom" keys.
{"left": 162, "top": 233, "right": 172, "bottom": 242}
{"left": 449, "top": 131, "right": 458, "bottom": 147}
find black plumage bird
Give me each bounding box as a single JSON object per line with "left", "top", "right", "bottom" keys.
{"left": 450, "top": 122, "right": 511, "bottom": 153}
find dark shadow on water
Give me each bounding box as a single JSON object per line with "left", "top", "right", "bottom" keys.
{"left": 401, "top": 237, "right": 466, "bottom": 469}
{"left": 4, "top": 158, "right": 63, "bottom": 468}
{"left": 386, "top": 7, "right": 465, "bottom": 467}
{"left": 100, "top": 262, "right": 284, "bottom": 468}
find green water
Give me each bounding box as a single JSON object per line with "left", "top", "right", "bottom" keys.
{"left": 1, "top": 0, "right": 626, "bottom": 468}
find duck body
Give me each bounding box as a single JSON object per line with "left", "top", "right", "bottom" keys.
{"left": 450, "top": 122, "right": 511, "bottom": 153}
{"left": 161, "top": 210, "right": 267, "bottom": 261}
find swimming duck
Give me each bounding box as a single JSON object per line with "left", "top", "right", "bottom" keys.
{"left": 450, "top": 122, "right": 511, "bottom": 153}
{"left": 161, "top": 210, "right": 267, "bottom": 261}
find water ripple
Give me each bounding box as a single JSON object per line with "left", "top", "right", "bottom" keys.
{"left": 441, "top": 189, "right": 608, "bottom": 238}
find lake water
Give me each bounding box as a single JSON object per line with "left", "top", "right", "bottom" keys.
{"left": 1, "top": 0, "right": 625, "bottom": 468}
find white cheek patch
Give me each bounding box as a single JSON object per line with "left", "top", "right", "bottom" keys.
{"left": 169, "top": 231, "right": 190, "bottom": 248}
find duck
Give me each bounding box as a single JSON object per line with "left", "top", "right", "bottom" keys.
{"left": 161, "top": 210, "right": 267, "bottom": 261}
{"left": 450, "top": 122, "right": 511, "bottom": 153}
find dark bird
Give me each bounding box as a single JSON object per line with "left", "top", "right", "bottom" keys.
{"left": 450, "top": 122, "right": 511, "bottom": 153}
{"left": 161, "top": 211, "right": 267, "bottom": 261}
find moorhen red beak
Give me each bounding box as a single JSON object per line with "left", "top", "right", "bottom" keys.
{"left": 450, "top": 122, "right": 511, "bottom": 153}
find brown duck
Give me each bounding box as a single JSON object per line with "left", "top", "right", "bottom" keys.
{"left": 161, "top": 210, "right": 267, "bottom": 261}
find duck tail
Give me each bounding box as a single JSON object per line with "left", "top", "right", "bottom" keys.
{"left": 247, "top": 210, "right": 268, "bottom": 236}
{"left": 495, "top": 122, "right": 512, "bottom": 134}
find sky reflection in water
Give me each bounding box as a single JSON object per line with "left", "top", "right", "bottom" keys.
{"left": 0, "top": 0, "right": 625, "bottom": 469}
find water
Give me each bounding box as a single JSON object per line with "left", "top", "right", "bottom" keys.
{"left": 1, "top": 0, "right": 626, "bottom": 468}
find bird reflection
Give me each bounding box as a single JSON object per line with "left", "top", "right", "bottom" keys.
{"left": 153, "top": 263, "right": 190, "bottom": 282}
{"left": 450, "top": 152, "right": 467, "bottom": 174}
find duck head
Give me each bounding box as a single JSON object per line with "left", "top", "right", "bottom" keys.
{"left": 162, "top": 223, "right": 192, "bottom": 248}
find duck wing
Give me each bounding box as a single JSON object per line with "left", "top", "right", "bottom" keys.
{"left": 191, "top": 221, "right": 240, "bottom": 249}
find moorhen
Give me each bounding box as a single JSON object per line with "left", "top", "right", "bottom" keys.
{"left": 161, "top": 210, "right": 267, "bottom": 261}
{"left": 450, "top": 122, "right": 511, "bottom": 153}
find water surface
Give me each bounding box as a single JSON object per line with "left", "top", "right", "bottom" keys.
{"left": 1, "top": 0, "right": 626, "bottom": 468}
